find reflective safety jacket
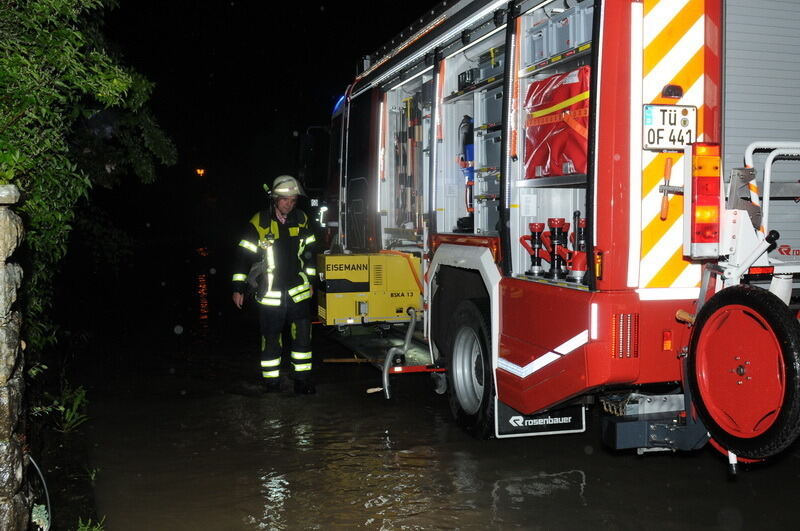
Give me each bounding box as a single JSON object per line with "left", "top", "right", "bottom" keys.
{"left": 232, "top": 208, "right": 317, "bottom": 306}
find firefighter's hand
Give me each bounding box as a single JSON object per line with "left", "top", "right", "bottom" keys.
{"left": 232, "top": 292, "right": 244, "bottom": 309}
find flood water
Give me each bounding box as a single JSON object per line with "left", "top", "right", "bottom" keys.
{"left": 84, "top": 252, "right": 800, "bottom": 530}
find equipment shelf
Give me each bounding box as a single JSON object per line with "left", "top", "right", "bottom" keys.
{"left": 515, "top": 174, "right": 588, "bottom": 188}
{"left": 443, "top": 77, "right": 504, "bottom": 104}
{"left": 513, "top": 274, "right": 591, "bottom": 291}
{"left": 518, "top": 42, "right": 592, "bottom": 79}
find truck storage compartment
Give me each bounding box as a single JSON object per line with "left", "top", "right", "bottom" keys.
{"left": 524, "top": 65, "right": 590, "bottom": 178}
{"left": 577, "top": 2, "right": 594, "bottom": 45}
{"left": 477, "top": 130, "right": 503, "bottom": 170}
{"left": 526, "top": 19, "right": 550, "bottom": 64}
{"left": 458, "top": 67, "right": 480, "bottom": 90}
{"left": 477, "top": 85, "right": 504, "bottom": 127}
{"left": 478, "top": 46, "right": 505, "bottom": 80}
{"left": 549, "top": 8, "right": 578, "bottom": 54}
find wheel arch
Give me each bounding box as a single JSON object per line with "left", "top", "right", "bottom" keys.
{"left": 428, "top": 244, "right": 502, "bottom": 364}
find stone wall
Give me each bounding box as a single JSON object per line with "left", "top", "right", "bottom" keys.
{"left": 0, "top": 185, "right": 28, "bottom": 530}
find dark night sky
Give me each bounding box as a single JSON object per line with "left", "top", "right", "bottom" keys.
{"left": 101, "top": 0, "right": 433, "bottom": 251}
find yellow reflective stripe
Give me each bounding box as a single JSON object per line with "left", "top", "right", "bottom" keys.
{"left": 261, "top": 359, "right": 281, "bottom": 367}
{"left": 304, "top": 235, "right": 316, "bottom": 245}
{"left": 266, "top": 247, "right": 275, "bottom": 271}
{"left": 262, "top": 370, "right": 280, "bottom": 378}
{"left": 291, "top": 291, "right": 312, "bottom": 303}
{"left": 288, "top": 286, "right": 309, "bottom": 296}
{"left": 288, "top": 282, "right": 311, "bottom": 296}
{"left": 292, "top": 363, "right": 312, "bottom": 372}
{"left": 239, "top": 240, "right": 258, "bottom": 253}
{"left": 305, "top": 268, "right": 316, "bottom": 276}
{"left": 259, "top": 288, "right": 282, "bottom": 306}
{"left": 291, "top": 351, "right": 312, "bottom": 360}
{"left": 232, "top": 273, "right": 247, "bottom": 282}
{"left": 531, "top": 90, "right": 590, "bottom": 118}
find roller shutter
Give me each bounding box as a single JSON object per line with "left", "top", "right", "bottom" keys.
{"left": 723, "top": 0, "right": 800, "bottom": 262}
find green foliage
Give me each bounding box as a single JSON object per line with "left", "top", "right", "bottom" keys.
{"left": 75, "top": 517, "right": 106, "bottom": 531}
{"left": 32, "top": 504, "right": 50, "bottom": 531}
{"left": 53, "top": 384, "right": 89, "bottom": 432}
{"left": 84, "top": 465, "right": 100, "bottom": 484}
{"left": 31, "top": 382, "right": 90, "bottom": 433}
{"left": 0, "top": 0, "right": 174, "bottom": 355}
{"left": 28, "top": 361, "right": 49, "bottom": 379}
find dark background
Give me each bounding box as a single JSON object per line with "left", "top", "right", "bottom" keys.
{"left": 54, "top": 1, "right": 436, "bottom": 341}
{"left": 102, "top": 0, "right": 434, "bottom": 251}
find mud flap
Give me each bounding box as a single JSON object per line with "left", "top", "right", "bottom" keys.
{"left": 495, "top": 398, "right": 585, "bottom": 438}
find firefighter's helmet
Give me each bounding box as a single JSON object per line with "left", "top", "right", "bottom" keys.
{"left": 266, "top": 175, "right": 305, "bottom": 198}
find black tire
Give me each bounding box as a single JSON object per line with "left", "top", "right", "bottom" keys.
{"left": 688, "top": 284, "right": 800, "bottom": 459}
{"left": 447, "top": 299, "right": 495, "bottom": 439}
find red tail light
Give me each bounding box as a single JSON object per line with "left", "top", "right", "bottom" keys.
{"left": 688, "top": 143, "right": 721, "bottom": 258}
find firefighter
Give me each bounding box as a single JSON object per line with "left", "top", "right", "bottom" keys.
{"left": 232, "top": 175, "right": 317, "bottom": 394}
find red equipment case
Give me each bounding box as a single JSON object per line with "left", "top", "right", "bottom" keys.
{"left": 524, "top": 65, "right": 590, "bottom": 178}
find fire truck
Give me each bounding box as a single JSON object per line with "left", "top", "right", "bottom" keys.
{"left": 316, "top": 0, "right": 800, "bottom": 466}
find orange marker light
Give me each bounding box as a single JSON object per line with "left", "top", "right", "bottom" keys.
{"left": 662, "top": 330, "right": 673, "bottom": 351}
{"left": 694, "top": 205, "right": 719, "bottom": 224}
{"left": 694, "top": 144, "right": 720, "bottom": 157}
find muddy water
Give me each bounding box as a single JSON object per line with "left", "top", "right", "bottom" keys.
{"left": 88, "top": 347, "right": 800, "bottom": 531}
{"left": 86, "top": 254, "right": 800, "bottom": 530}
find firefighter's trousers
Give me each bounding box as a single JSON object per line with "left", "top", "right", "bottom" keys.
{"left": 258, "top": 296, "right": 312, "bottom": 381}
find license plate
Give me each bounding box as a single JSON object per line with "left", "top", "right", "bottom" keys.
{"left": 643, "top": 104, "right": 697, "bottom": 150}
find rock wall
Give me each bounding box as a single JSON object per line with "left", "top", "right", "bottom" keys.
{"left": 0, "top": 185, "right": 28, "bottom": 530}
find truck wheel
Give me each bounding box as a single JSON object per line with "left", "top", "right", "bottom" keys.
{"left": 447, "top": 299, "right": 494, "bottom": 439}
{"left": 688, "top": 285, "right": 800, "bottom": 459}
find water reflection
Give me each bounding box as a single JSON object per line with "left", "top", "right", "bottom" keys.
{"left": 196, "top": 272, "right": 209, "bottom": 332}
{"left": 194, "top": 247, "right": 210, "bottom": 338}
{"left": 292, "top": 423, "right": 313, "bottom": 450}
{"left": 255, "top": 471, "right": 290, "bottom": 530}
{"left": 245, "top": 410, "right": 590, "bottom": 529}
{"left": 491, "top": 469, "right": 588, "bottom": 510}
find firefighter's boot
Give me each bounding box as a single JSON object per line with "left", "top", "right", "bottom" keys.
{"left": 264, "top": 380, "right": 281, "bottom": 393}
{"left": 294, "top": 379, "right": 316, "bottom": 395}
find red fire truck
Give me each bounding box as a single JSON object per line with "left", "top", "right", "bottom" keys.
{"left": 317, "top": 0, "right": 800, "bottom": 467}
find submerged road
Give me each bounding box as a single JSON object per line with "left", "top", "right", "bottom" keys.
{"left": 80, "top": 256, "right": 800, "bottom": 530}
{"left": 85, "top": 325, "right": 800, "bottom": 530}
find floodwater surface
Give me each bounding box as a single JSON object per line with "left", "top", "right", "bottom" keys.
{"left": 85, "top": 255, "right": 800, "bottom": 530}
{"left": 88, "top": 343, "right": 800, "bottom": 530}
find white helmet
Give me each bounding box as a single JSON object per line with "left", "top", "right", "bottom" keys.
{"left": 269, "top": 175, "right": 305, "bottom": 197}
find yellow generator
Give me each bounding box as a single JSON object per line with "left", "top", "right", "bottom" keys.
{"left": 317, "top": 251, "right": 423, "bottom": 326}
